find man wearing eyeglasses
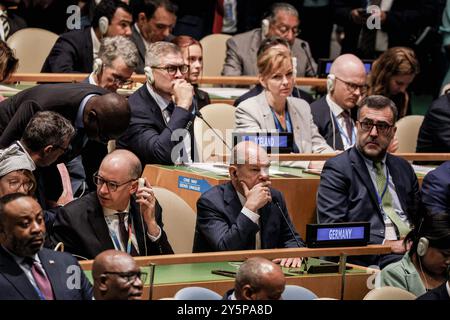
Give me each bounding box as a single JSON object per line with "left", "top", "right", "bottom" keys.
{"left": 92, "top": 250, "right": 144, "bottom": 300}
{"left": 50, "top": 149, "right": 173, "bottom": 260}
{"left": 317, "top": 95, "right": 420, "bottom": 268}
{"left": 117, "top": 41, "right": 196, "bottom": 165}
{"left": 222, "top": 3, "right": 317, "bottom": 77}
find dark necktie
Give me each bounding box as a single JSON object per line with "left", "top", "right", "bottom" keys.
{"left": 0, "top": 10, "right": 9, "bottom": 41}
{"left": 116, "top": 212, "right": 138, "bottom": 256}
{"left": 23, "top": 257, "right": 54, "bottom": 300}
{"left": 341, "top": 110, "right": 353, "bottom": 142}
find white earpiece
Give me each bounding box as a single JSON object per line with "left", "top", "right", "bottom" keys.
{"left": 144, "top": 66, "right": 154, "bottom": 85}
{"left": 93, "top": 58, "right": 103, "bottom": 75}
{"left": 291, "top": 57, "right": 297, "bottom": 79}
{"left": 327, "top": 74, "right": 336, "bottom": 92}
{"left": 261, "top": 18, "right": 270, "bottom": 39}
{"left": 417, "top": 237, "right": 429, "bottom": 257}
{"left": 98, "top": 16, "right": 109, "bottom": 36}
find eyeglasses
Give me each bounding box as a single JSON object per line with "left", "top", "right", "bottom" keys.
{"left": 112, "top": 74, "right": 133, "bottom": 87}
{"left": 335, "top": 76, "right": 368, "bottom": 94}
{"left": 53, "top": 144, "right": 71, "bottom": 153}
{"left": 358, "top": 120, "right": 394, "bottom": 134}
{"left": 93, "top": 173, "right": 137, "bottom": 192}
{"left": 273, "top": 23, "right": 299, "bottom": 37}
{"left": 7, "top": 179, "right": 35, "bottom": 193}
{"left": 102, "top": 271, "right": 148, "bottom": 284}
{"left": 152, "top": 64, "right": 189, "bottom": 76}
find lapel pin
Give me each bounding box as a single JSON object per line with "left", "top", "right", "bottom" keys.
{"left": 49, "top": 260, "right": 55, "bottom": 264}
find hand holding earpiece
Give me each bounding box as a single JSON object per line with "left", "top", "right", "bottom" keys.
{"left": 136, "top": 177, "right": 159, "bottom": 235}
{"left": 172, "top": 79, "right": 193, "bottom": 110}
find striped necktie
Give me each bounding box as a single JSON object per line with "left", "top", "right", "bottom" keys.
{"left": 0, "top": 10, "right": 9, "bottom": 41}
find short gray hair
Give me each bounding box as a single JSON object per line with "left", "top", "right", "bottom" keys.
{"left": 145, "top": 41, "right": 181, "bottom": 67}
{"left": 99, "top": 36, "right": 139, "bottom": 69}
{"left": 267, "top": 2, "right": 298, "bottom": 23}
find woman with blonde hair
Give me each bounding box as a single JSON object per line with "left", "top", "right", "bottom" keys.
{"left": 368, "top": 47, "right": 419, "bottom": 119}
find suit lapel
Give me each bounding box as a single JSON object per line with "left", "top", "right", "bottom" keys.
{"left": 386, "top": 155, "right": 407, "bottom": 211}
{"left": 87, "top": 197, "right": 115, "bottom": 251}
{"left": 132, "top": 25, "right": 146, "bottom": 63}
{"left": 286, "top": 99, "right": 304, "bottom": 152}
{"left": 256, "top": 92, "right": 276, "bottom": 131}
{"left": 0, "top": 246, "right": 40, "bottom": 300}
{"left": 141, "top": 86, "right": 166, "bottom": 130}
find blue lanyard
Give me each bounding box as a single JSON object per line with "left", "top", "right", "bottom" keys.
{"left": 271, "top": 108, "right": 293, "bottom": 133}
{"left": 331, "top": 112, "right": 356, "bottom": 146}
{"left": 108, "top": 215, "right": 133, "bottom": 255}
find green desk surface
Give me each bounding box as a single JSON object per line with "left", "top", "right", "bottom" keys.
{"left": 0, "top": 84, "right": 34, "bottom": 97}
{"left": 83, "top": 258, "right": 365, "bottom": 285}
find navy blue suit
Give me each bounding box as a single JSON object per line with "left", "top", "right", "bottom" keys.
{"left": 0, "top": 246, "right": 92, "bottom": 300}
{"left": 421, "top": 161, "right": 450, "bottom": 214}
{"left": 417, "top": 282, "right": 450, "bottom": 300}
{"left": 317, "top": 147, "right": 420, "bottom": 266}
{"left": 41, "top": 27, "right": 94, "bottom": 73}
{"left": 193, "top": 182, "right": 304, "bottom": 252}
{"left": 116, "top": 85, "right": 195, "bottom": 165}
{"left": 130, "top": 25, "right": 146, "bottom": 74}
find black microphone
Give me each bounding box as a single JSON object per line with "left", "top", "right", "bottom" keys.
{"left": 301, "top": 42, "right": 318, "bottom": 78}
{"left": 195, "top": 111, "right": 233, "bottom": 152}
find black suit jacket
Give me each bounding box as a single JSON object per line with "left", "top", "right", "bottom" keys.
{"left": 116, "top": 84, "right": 196, "bottom": 165}
{"left": 0, "top": 83, "right": 108, "bottom": 148}
{"left": 41, "top": 27, "right": 94, "bottom": 73}
{"left": 4, "top": 10, "right": 27, "bottom": 39}
{"left": 49, "top": 192, "right": 173, "bottom": 260}
{"left": 417, "top": 282, "right": 450, "bottom": 300}
{"left": 130, "top": 24, "right": 146, "bottom": 74}
{"left": 317, "top": 147, "right": 420, "bottom": 265}
{"left": 193, "top": 182, "right": 304, "bottom": 252}
{"left": 0, "top": 246, "right": 92, "bottom": 300}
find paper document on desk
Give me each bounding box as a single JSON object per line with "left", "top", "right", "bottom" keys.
{"left": 199, "top": 87, "right": 249, "bottom": 99}
{"left": 412, "top": 164, "right": 435, "bottom": 175}
{"left": 0, "top": 85, "right": 21, "bottom": 92}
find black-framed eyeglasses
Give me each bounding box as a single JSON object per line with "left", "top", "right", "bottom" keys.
{"left": 112, "top": 74, "right": 133, "bottom": 87}
{"left": 152, "top": 64, "right": 189, "bottom": 76}
{"left": 357, "top": 120, "right": 394, "bottom": 133}
{"left": 53, "top": 144, "right": 71, "bottom": 153}
{"left": 335, "top": 76, "right": 368, "bottom": 94}
{"left": 102, "top": 271, "right": 148, "bottom": 284}
{"left": 93, "top": 173, "right": 137, "bottom": 192}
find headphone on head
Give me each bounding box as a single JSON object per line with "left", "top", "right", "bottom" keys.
{"left": 327, "top": 74, "right": 336, "bottom": 93}
{"left": 261, "top": 18, "right": 270, "bottom": 39}
{"left": 144, "top": 66, "right": 154, "bottom": 85}
{"left": 98, "top": 16, "right": 109, "bottom": 37}
{"left": 416, "top": 217, "right": 429, "bottom": 257}
{"left": 93, "top": 58, "right": 103, "bottom": 75}
{"left": 291, "top": 57, "right": 297, "bottom": 79}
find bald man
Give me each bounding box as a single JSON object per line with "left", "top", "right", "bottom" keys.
{"left": 49, "top": 149, "right": 173, "bottom": 259}
{"left": 224, "top": 257, "right": 286, "bottom": 300}
{"left": 193, "top": 141, "right": 304, "bottom": 268}
{"left": 93, "top": 250, "right": 144, "bottom": 300}
{"left": 310, "top": 54, "right": 367, "bottom": 151}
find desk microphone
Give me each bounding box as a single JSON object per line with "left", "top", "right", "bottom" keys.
{"left": 301, "top": 42, "right": 318, "bottom": 78}
{"left": 195, "top": 111, "right": 233, "bottom": 152}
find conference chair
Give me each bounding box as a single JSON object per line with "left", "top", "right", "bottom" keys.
{"left": 200, "top": 34, "right": 231, "bottom": 77}
{"left": 281, "top": 285, "right": 318, "bottom": 300}
{"left": 174, "top": 286, "right": 222, "bottom": 300}
{"left": 394, "top": 115, "right": 424, "bottom": 153}
{"left": 193, "top": 103, "right": 236, "bottom": 162}
{"left": 363, "top": 286, "right": 417, "bottom": 300}
{"left": 152, "top": 187, "right": 196, "bottom": 254}
{"left": 7, "top": 28, "right": 58, "bottom": 73}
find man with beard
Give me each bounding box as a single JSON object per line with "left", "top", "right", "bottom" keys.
{"left": 317, "top": 95, "right": 420, "bottom": 268}
{"left": 0, "top": 193, "right": 92, "bottom": 299}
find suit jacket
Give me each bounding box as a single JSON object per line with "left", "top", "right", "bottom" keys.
{"left": 116, "top": 84, "right": 195, "bottom": 165}
{"left": 49, "top": 192, "right": 174, "bottom": 260}
{"left": 194, "top": 85, "right": 210, "bottom": 109}
{"left": 193, "top": 182, "right": 304, "bottom": 252}
{"left": 233, "top": 84, "right": 314, "bottom": 107}
{"left": 130, "top": 24, "right": 146, "bottom": 74}
{"left": 420, "top": 161, "right": 450, "bottom": 214}
{"left": 317, "top": 147, "right": 420, "bottom": 264}
{"left": 235, "top": 91, "right": 333, "bottom": 168}
{"left": 0, "top": 246, "right": 92, "bottom": 300}
{"left": 4, "top": 10, "right": 27, "bottom": 40}
{"left": 0, "top": 83, "right": 108, "bottom": 148}
{"left": 41, "top": 27, "right": 94, "bottom": 73}
{"left": 417, "top": 282, "right": 450, "bottom": 300}
{"left": 221, "top": 28, "right": 317, "bottom": 77}
{"left": 417, "top": 94, "right": 450, "bottom": 154}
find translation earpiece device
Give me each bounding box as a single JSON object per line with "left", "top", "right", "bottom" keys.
{"left": 327, "top": 74, "right": 336, "bottom": 92}
{"left": 138, "top": 178, "right": 145, "bottom": 189}
{"left": 417, "top": 237, "right": 429, "bottom": 257}
{"left": 144, "top": 66, "right": 154, "bottom": 85}
{"left": 291, "top": 57, "right": 297, "bottom": 79}
{"left": 261, "top": 18, "right": 270, "bottom": 39}
{"left": 93, "top": 58, "right": 103, "bottom": 75}
{"left": 98, "top": 16, "right": 109, "bottom": 36}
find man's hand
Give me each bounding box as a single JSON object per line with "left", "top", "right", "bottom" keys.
{"left": 172, "top": 79, "right": 193, "bottom": 110}
{"left": 384, "top": 239, "right": 408, "bottom": 254}
{"left": 350, "top": 8, "right": 366, "bottom": 25}
{"left": 273, "top": 257, "right": 302, "bottom": 268}
{"left": 308, "top": 161, "right": 325, "bottom": 170}
{"left": 242, "top": 181, "right": 272, "bottom": 212}
{"left": 136, "top": 178, "right": 159, "bottom": 237}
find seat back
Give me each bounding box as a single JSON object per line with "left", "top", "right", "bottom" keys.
{"left": 194, "top": 103, "right": 235, "bottom": 162}
{"left": 394, "top": 115, "right": 424, "bottom": 152}
{"left": 363, "top": 286, "right": 417, "bottom": 300}
{"left": 152, "top": 187, "right": 196, "bottom": 253}
{"left": 174, "top": 286, "right": 222, "bottom": 300}
{"left": 281, "top": 285, "right": 318, "bottom": 300}
{"left": 200, "top": 34, "right": 231, "bottom": 76}
{"left": 7, "top": 28, "right": 58, "bottom": 73}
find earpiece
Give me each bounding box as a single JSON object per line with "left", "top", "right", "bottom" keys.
{"left": 327, "top": 74, "right": 336, "bottom": 92}
{"left": 261, "top": 18, "right": 270, "bottom": 39}
{"left": 93, "top": 58, "right": 103, "bottom": 75}
{"left": 291, "top": 57, "right": 297, "bottom": 79}
{"left": 98, "top": 16, "right": 109, "bottom": 36}
{"left": 417, "top": 237, "right": 429, "bottom": 257}
{"left": 144, "top": 66, "right": 154, "bottom": 85}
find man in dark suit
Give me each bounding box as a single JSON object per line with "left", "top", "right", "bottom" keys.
{"left": 117, "top": 41, "right": 196, "bottom": 165}
{"left": 0, "top": 193, "right": 92, "bottom": 300}
{"left": 41, "top": 0, "right": 132, "bottom": 73}
{"left": 0, "top": 1, "right": 26, "bottom": 41}
{"left": 417, "top": 276, "right": 450, "bottom": 300}
{"left": 50, "top": 149, "right": 173, "bottom": 260}
{"left": 310, "top": 54, "right": 367, "bottom": 150}
{"left": 193, "top": 141, "right": 304, "bottom": 268}
{"left": 130, "top": 0, "right": 177, "bottom": 74}
{"left": 317, "top": 95, "right": 420, "bottom": 267}
{"left": 421, "top": 161, "right": 450, "bottom": 214}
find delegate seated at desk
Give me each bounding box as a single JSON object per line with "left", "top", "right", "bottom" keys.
{"left": 193, "top": 141, "right": 304, "bottom": 268}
